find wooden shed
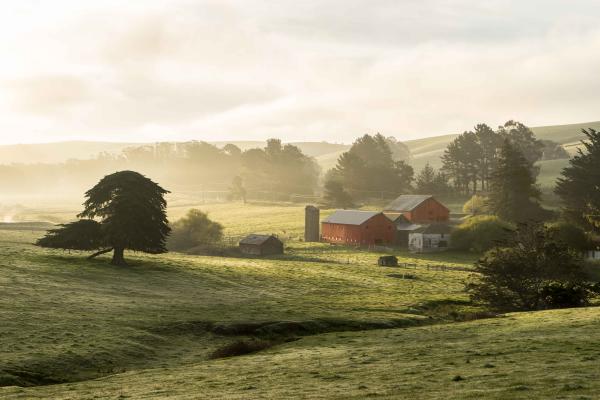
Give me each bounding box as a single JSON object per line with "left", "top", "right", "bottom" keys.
{"left": 321, "top": 210, "right": 395, "bottom": 246}
{"left": 239, "top": 234, "right": 283, "bottom": 256}
{"left": 384, "top": 195, "right": 449, "bottom": 223}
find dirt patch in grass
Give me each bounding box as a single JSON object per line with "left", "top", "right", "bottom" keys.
{"left": 209, "top": 339, "right": 274, "bottom": 359}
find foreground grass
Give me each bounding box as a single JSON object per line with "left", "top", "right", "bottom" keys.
{"left": 4, "top": 307, "right": 600, "bottom": 399}
{"left": 0, "top": 220, "right": 475, "bottom": 388}
{"left": 3, "top": 202, "right": 599, "bottom": 399}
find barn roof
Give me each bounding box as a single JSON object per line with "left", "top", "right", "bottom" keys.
{"left": 239, "top": 234, "right": 280, "bottom": 246}
{"left": 322, "top": 210, "right": 380, "bottom": 226}
{"left": 384, "top": 195, "right": 434, "bottom": 211}
{"left": 383, "top": 212, "right": 410, "bottom": 224}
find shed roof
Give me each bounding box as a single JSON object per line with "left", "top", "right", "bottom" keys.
{"left": 413, "top": 224, "right": 453, "bottom": 234}
{"left": 322, "top": 210, "right": 380, "bottom": 226}
{"left": 396, "top": 223, "right": 423, "bottom": 231}
{"left": 384, "top": 194, "right": 435, "bottom": 211}
{"left": 239, "top": 234, "right": 280, "bottom": 246}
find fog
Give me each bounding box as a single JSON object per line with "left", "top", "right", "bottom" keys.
{"left": 1, "top": 1, "right": 600, "bottom": 144}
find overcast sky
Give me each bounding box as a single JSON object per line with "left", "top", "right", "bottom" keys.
{"left": 0, "top": 0, "right": 599, "bottom": 144}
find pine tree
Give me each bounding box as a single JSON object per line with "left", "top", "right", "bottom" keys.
{"left": 555, "top": 129, "right": 600, "bottom": 233}
{"left": 321, "top": 179, "right": 354, "bottom": 208}
{"left": 37, "top": 171, "right": 170, "bottom": 265}
{"left": 487, "top": 140, "right": 544, "bottom": 222}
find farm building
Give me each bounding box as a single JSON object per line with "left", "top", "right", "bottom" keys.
{"left": 322, "top": 210, "right": 395, "bottom": 246}
{"left": 384, "top": 212, "right": 422, "bottom": 247}
{"left": 384, "top": 195, "right": 449, "bottom": 223}
{"left": 408, "top": 224, "right": 452, "bottom": 253}
{"left": 239, "top": 234, "right": 284, "bottom": 256}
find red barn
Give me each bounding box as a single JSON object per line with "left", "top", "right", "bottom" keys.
{"left": 384, "top": 195, "right": 449, "bottom": 223}
{"left": 321, "top": 210, "right": 395, "bottom": 246}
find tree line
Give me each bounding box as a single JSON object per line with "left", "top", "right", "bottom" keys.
{"left": 0, "top": 139, "right": 320, "bottom": 199}
{"left": 442, "top": 120, "right": 567, "bottom": 196}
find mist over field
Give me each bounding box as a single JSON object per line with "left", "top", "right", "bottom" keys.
{"left": 2, "top": 2, "right": 600, "bottom": 400}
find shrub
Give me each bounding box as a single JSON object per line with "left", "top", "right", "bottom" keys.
{"left": 167, "top": 209, "right": 223, "bottom": 252}
{"left": 462, "top": 194, "right": 488, "bottom": 215}
{"left": 451, "top": 215, "right": 514, "bottom": 252}
{"left": 540, "top": 282, "right": 592, "bottom": 308}
{"left": 467, "top": 224, "right": 590, "bottom": 311}
{"left": 545, "top": 221, "right": 590, "bottom": 252}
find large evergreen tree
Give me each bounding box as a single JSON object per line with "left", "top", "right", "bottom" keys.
{"left": 332, "top": 133, "right": 413, "bottom": 198}
{"left": 555, "top": 129, "right": 600, "bottom": 233}
{"left": 414, "top": 163, "right": 451, "bottom": 196}
{"left": 487, "top": 140, "right": 545, "bottom": 223}
{"left": 37, "top": 171, "right": 170, "bottom": 265}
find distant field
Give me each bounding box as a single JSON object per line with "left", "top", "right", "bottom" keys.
{"left": 1, "top": 201, "right": 600, "bottom": 399}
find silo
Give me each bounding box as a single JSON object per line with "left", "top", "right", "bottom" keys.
{"left": 305, "top": 205, "right": 320, "bottom": 242}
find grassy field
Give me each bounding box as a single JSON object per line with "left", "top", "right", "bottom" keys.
{"left": 5, "top": 307, "right": 600, "bottom": 399}
{"left": 1, "top": 202, "right": 599, "bottom": 399}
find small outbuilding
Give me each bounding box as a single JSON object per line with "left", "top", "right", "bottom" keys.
{"left": 384, "top": 195, "right": 450, "bottom": 223}
{"left": 322, "top": 210, "right": 395, "bottom": 246}
{"left": 378, "top": 255, "right": 398, "bottom": 267}
{"left": 385, "top": 212, "right": 422, "bottom": 248}
{"left": 408, "top": 224, "right": 452, "bottom": 253}
{"left": 239, "top": 234, "right": 284, "bottom": 256}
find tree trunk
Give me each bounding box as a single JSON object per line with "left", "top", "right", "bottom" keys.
{"left": 88, "top": 248, "right": 113, "bottom": 260}
{"left": 111, "top": 246, "right": 127, "bottom": 266}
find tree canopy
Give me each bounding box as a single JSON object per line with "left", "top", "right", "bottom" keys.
{"left": 486, "top": 140, "right": 545, "bottom": 223}
{"left": 167, "top": 209, "right": 223, "bottom": 252}
{"left": 442, "top": 121, "right": 542, "bottom": 195}
{"left": 37, "top": 171, "right": 170, "bottom": 265}
{"left": 414, "top": 163, "right": 451, "bottom": 196}
{"left": 555, "top": 128, "right": 600, "bottom": 233}
{"left": 467, "top": 224, "right": 591, "bottom": 311}
{"left": 329, "top": 134, "right": 413, "bottom": 199}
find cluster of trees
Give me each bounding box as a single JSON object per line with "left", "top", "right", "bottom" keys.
{"left": 0, "top": 139, "right": 320, "bottom": 199}
{"left": 467, "top": 128, "right": 600, "bottom": 311}
{"left": 322, "top": 134, "right": 413, "bottom": 207}
{"left": 442, "top": 121, "right": 546, "bottom": 195}
{"left": 239, "top": 139, "right": 320, "bottom": 197}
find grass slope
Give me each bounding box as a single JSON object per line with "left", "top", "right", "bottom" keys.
{"left": 4, "top": 306, "right": 600, "bottom": 399}
{"left": 1, "top": 204, "right": 599, "bottom": 399}
{"left": 0, "top": 204, "right": 476, "bottom": 391}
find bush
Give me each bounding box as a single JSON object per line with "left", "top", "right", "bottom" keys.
{"left": 167, "top": 209, "right": 223, "bottom": 252}
{"left": 467, "top": 224, "right": 590, "bottom": 311}
{"left": 462, "top": 194, "right": 488, "bottom": 215}
{"left": 451, "top": 215, "right": 514, "bottom": 252}
{"left": 540, "top": 282, "right": 591, "bottom": 308}
{"left": 546, "top": 221, "right": 590, "bottom": 252}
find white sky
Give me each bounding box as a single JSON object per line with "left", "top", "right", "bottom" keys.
{"left": 0, "top": 0, "right": 599, "bottom": 144}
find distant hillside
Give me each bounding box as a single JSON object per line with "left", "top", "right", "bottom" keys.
{"left": 403, "top": 121, "right": 600, "bottom": 172}
{"left": 2, "top": 121, "right": 598, "bottom": 187}
{"left": 0, "top": 140, "right": 349, "bottom": 165}
{"left": 0, "top": 141, "right": 139, "bottom": 164}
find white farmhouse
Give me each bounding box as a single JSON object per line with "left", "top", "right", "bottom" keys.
{"left": 408, "top": 224, "right": 452, "bottom": 253}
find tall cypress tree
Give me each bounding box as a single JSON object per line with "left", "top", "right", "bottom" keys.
{"left": 37, "top": 171, "right": 170, "bottom": 265}
{"left": 487, "top": 140, "right": 544, "bottom": 222}
{"left": 555, "top": 129, "right": 600, "bottom": 233}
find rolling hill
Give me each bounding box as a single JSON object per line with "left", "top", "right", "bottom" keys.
{"left": 1, "top": 120, "right": 598, "bottom": 190}
{"left": 1, "top": 203, "right": 599, "bottom": 399}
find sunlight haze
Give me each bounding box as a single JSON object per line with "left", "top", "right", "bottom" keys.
{"left": 1, "top": 0, "right": 600, "bottom": 144}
